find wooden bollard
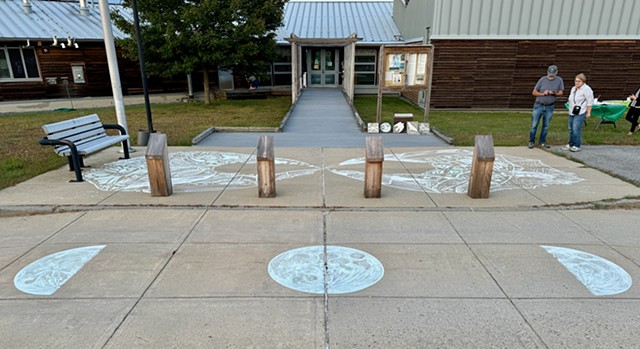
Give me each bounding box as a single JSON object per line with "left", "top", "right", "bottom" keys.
{"left": 257, "top": 135, "right": 276, "bottom": 198}
{"left": 364, "top": 136, "right": 384, "bottom": 198}
{"left": 145, "top": 133, "right": 173, "bottom": 197}
{"left": 467, "top": 135, "right": 495, "bottom": 199}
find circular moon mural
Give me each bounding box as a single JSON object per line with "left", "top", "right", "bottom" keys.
{"left": 268, "top": 246, "right": 384, "bottom": 294}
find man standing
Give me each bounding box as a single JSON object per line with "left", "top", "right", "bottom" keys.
{"left": 528, "top": 65, "right": 564, "bottom": 149}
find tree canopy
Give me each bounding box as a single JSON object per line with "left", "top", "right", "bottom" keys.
{"left": 113, "top": 0, "right": 287, "bottom": 103}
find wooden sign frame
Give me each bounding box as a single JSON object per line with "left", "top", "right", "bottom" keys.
{"left": 376, "top": 45, "right": 434, "bottom": 124}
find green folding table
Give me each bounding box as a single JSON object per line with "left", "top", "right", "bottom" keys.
{"left": 565, "top": 101, "right": 630, "bottom": 129}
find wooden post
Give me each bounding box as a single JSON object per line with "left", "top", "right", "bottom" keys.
{"left": 376, "top": 46, "right": 384, "bottom": 124}
{"left": 257, "top": 135, "right": 276, "bottom": 198}
{"left": 364, "top": 136, "right": 384, "bottom": 198}
{"left": 467, "top": 135, "right": 495, "bottom": 199}
{"left": 145, "top": 133, "right": 172, "bottom": 196}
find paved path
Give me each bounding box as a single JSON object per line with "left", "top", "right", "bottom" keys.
{"left": 1, "top": 145, "right": 640, "bottom": 348}
{"left": 552, "top": 145, "right": 640, "bottom": 186}
{"left": 196, "top": 88, "right": 447, "bottom": 147}
{"left": 2, "top": 92, "right": 640, "bottom": 348}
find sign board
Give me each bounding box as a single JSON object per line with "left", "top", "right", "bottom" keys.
{"left": 381, "top": 46, "right": 432, "bottom": 90}
{"left": 377, "top": 45, "right": 435, "bottom": 124}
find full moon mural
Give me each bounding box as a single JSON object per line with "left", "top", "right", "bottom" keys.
{"left": 268, "top": 246, "right": 384, "bottom": 294}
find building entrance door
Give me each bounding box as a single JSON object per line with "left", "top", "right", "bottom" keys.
{"left": 308, "top": 48, "right": 339, "bottom": 87}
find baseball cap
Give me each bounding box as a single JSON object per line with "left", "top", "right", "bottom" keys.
{"left": 547, "top": 65, "right": 558, "bottom": 76}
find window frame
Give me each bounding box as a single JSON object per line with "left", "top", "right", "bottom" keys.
{"left": 354, "top": 48, "right": 377, "bottom": 86}
{"left": 270, "top": 47, "right": 292, "bottom": 86}
{"left": 0, "top": 45, "right": 42, "bottom": 82}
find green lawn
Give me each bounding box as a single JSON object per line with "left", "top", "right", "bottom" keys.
{"left": 1, "top": 95, "right": 638, "bottom": 191}
{"left": 0, "top": 97, "right": 290, "bottom": 190}
{"left": 354, "top": 96, "right": 639, "bottom": 146}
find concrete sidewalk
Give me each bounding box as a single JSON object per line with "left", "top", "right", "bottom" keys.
{"left": 1, "top": 145, "right": 640, "bottom": 348}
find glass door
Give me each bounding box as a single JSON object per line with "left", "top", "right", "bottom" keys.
{"left": 308, "top": 48, "right": 338, "bottom": 87}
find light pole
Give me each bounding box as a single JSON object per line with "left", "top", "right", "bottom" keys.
{"left": 132, "top": 0, "right": 154, "bottom": 146}
{"left": 98, "top": 0, "right": 129, "bottom": 147}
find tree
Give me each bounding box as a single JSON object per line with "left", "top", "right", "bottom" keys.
{"left": 113, "top": 0, "right": 286, "bottom": 104}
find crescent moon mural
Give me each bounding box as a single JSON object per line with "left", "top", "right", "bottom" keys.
{"left": 542, "top": 245, "right": 632, "bottom": 296}
{"left": 268, "top": 246, "right": 384, "bottom": 294}
{"left": 14, "top": 245, "right": 106, "bottom": 296}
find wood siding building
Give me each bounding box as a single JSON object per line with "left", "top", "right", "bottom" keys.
{"left": 394, "top": 0, "right": 640, "bottom": 108}
{"left": 0, "top": 0, "right": 185, "bottom": 102}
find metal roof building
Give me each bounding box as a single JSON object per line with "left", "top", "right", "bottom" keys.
{"left": 275, "top": 1, "right": 402, "bottom": 44}
{"left": 0, "top": 0, "right": 130, "bottom": 42}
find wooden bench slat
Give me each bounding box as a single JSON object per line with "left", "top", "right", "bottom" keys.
{"left": 56, "top": 135, "right": 129, "bottom": 156}
{"left": 53, "top": 133, "right": 112, "bottom": 152}
{"left": 46, "top": 123, "right": 106, "bottom": 142}
{"left": 42, "top": 114, "right": 101, "bottom": 134}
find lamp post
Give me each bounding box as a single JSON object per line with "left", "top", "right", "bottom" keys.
{"left": 98, "top": 0, "right": 129, "bottom": 147}
{"left": 132, "top": 0, "right": 154, "bottom": 146}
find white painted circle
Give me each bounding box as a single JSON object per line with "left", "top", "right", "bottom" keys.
{"left": 268, "top": 246, "right": 384, "bottom": 294}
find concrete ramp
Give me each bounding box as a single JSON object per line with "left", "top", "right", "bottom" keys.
{"left": 196, "top": 88, "right": 447, "bottom": 147}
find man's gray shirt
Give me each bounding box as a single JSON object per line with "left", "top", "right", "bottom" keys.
{"left": 534, "top": 76, "right": 564, "bottom": 105}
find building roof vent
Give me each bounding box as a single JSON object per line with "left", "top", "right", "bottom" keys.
{"left": 80, "top": 0, "right": 90, "bottom": 16}
{"left": 22, "top": 0, "right": 33, "bottom": 14}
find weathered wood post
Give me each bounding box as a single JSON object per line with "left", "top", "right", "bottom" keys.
{"left": 145, "top": 133, "right": 172, "bottom": 196}
{"left": 257, "top": 135, "right": 276, "bottom": 198}
{"left": 467, "top": 135, "right": 495, "bottom": 199}
{"left": 364, "top": 136, "right": 384, "bottom": 198}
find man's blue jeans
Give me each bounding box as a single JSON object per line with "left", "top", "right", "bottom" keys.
{"left": 529, "top": 104, "right": 554, "bottom": 144}
{"left": 568, "top": 113, "right": 586, "bottom": 148}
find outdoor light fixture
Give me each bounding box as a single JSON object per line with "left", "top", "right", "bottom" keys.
{"left": 24, "top": 39, "right": 30, "bottom": 47}
{"left": 52, "top": 36, "right": 58, "bottom": 46}
{"left": 67, "top": 36, "right": 72, "bottom": 47}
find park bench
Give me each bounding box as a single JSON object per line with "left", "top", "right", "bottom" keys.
{"left": 39, "top": 114, "right": 130, "bottom": 182}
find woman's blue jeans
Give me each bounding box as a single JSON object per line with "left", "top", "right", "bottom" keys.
{"left": 568, "top": 113, "right": 586, "bottom": 148}
{"left": 529, "top": 104, "right": 554, "bottom": 144}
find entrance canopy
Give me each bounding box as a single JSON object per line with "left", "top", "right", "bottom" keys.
{"left": 286, "top": 34, "right": 362, "bottom": 103}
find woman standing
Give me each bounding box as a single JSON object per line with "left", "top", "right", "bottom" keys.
{"left": 625, "top": 86, "right": 640, "bottom": 136}
{"left": 565, "top": 73, "right": 594, "bottom": 152}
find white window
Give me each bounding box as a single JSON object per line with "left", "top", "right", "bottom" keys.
{"left": 0, "top": 46, "right": 41, "bottom": 82}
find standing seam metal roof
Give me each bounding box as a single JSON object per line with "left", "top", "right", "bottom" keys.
{"left": 0, "top": 1, "right": 400, "bottom": 45}
{"left": 0, "top": 0, "right": 131, "bottom": 41}
{"left": 275, "top": 1, "right": 402, "bottom": 44}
